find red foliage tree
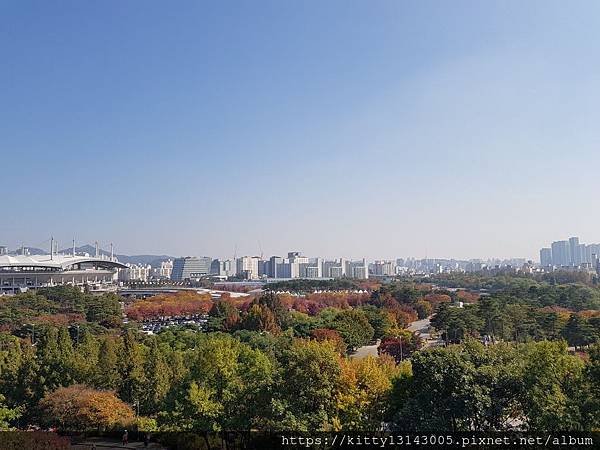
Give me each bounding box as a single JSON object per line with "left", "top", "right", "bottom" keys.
{"left": 378, "top": 333, "right": 422, "bottom": 363}
{"left": 310, "top": 328, "right": 346, "bottom": 353}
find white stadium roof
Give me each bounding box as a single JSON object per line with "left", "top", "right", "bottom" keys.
{"left": 0, "top": 254, "right": 127, "bottom": 270}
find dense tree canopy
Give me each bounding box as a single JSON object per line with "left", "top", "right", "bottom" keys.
{"left": 0, "top": 275, "right": 598, "bottom": 438}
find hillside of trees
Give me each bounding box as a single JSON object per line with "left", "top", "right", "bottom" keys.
{"left": 0, "top": 273, "right": 598, "bottom": 445}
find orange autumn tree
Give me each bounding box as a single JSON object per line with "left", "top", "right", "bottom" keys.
{"left": 456, "top": 290, "right": 480, "bottom": 303}
{"left": 40, "top": 385, "right": 134, "bottom": 431}
{"left": 126, "top": 291, "right": 212, "bottom": 320}
{"left": 423, "top": 293, "right": 452, "bottom": 306}
{"left": 241, "top": 303, "right": 281, "bottom": 334}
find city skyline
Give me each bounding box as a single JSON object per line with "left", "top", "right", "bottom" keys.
{"left": 4, "top": 2, "right": 600, "bottom": 260}
{"left": 3, "top": 234, "right": 600, "bottom": 262}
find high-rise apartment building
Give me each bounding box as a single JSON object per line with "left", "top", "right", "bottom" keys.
{"left": 574, "top": 243, "right": 587, "bottom": 266}
{"left": 569, "top": 237, "right": 579, "bottom": 266}
{"left": 541, "top": 237, "right": 600, "bottom": 268}
{"left": 551, "top": 240, "right": 570, "bottom": 267}
{"left": 586, "top": 244, "right": 600, "bottom": 265}
{"left": 539, "top": 248, "right": 552, "bottom": 267}
{"left": 346, "top": 259, "right": 369, "bottom": 279}
{"left": 373, "top": 260, "right": 396, "bottom": 276}
{"left": 119, "top": 263, "right": 152, "bottom": 282}
{"left": 151, "top": 259, "right": 173, "bottom": 279}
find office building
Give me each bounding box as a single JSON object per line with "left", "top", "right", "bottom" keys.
{"left": 210, "top": 258, "right": 237, "bottom": 277}
{"left": 236, "top": 256, "right": 260, "bottom": 279}
{"left": 171, "top": 256, "right": 212, "bottom": 281}
{"left": 265, "top": 256, "right": 284, "bottom": 278}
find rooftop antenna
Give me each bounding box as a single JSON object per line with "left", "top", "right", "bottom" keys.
{"left": 258, "top": 240, "right": 263, "bottom": 260}
{"left": 50, "top": 236, "right": 54, "bottom": 260}
{"left": 95, "top": 241, "right": 99, "bottom": 258}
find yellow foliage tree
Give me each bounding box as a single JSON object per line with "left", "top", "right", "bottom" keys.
{"left": 334, "top": 355, "right": 407, "bottom": 429}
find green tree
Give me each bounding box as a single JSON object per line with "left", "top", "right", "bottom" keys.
{"left": 72, "top": 328, "right": 100, "bottom": 384}
{"left": 272, "top": 339, "right": 341, "bottom": 430}
{"left": 415, "top": 300, "right": 433, "bottom": 320}
{"left": 96, "top": 336, "right": 120, "bottom": 390}
{"left": 580, "top": 344, "right": 600, "bottom": 429}
{"left": 142, "top": 338, "right": 171, "bottom": 414}
{"left": 164, "top": 334, "right": 273, "bottom": 431}
{"left": 117, "top": 330, "right": 146, "bottom": 406}
{"left": 389, "top": 340, "right": 531, "bottom": 432}
{"left": 330, "top": 310, "right": 374, "bottom": 351}
{"left": 207, "top": 299, "right": 240, "bottom": 331}
{"left": 391, "top": 346, "right": 491, "bottom": 431}
{"left": 562, "top": 315, "right": 597, "bottom": 350}
{"left": 84, "top": 293, "right": 122, "bottom": 326}
{"left": 360, "top": 305, "right": 395, "bottom": 339}
{"left": 0, "top": 335, "right": 22, "bottom": 400}
{"left": 288, "top": 311, "right": 319, "bottom": 337}
{"left": 37, "top": 327, "right": 74, "bottom": 393}
{"left": 13, "top": 343, "right": 41, "bottom": 420}
{"left": 0, "top": 393, "right": 21, "bottom": 430}
{"left": 520, "top": 341, "right": 586, "bottom": 431}
{"left": 167, "top": 350, "right": 188, "bottom": 389}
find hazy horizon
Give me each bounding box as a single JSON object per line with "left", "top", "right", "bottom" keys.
{"left": 2, "top": 236, "right": 596, "bottom": 263}
{"left": 3, "top": 1, "right": 600, "bottom": 261}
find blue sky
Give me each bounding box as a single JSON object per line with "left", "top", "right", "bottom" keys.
{"left": 2, "top": 1, "right": 600, "bottom": 260}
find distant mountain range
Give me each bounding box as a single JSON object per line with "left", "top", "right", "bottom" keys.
{"left": 10, "top": 244, "right": 174, "bottom": 267}
{"left": 9, "top": 246, "right": 47, "bottom": 255}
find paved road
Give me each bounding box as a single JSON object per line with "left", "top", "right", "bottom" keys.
{"left": 351, "top": 316, "right": 440, "bottom": 359}
{"left": 407, "top": 317, "right": 432, "bottom": 338}
{"left": 350, "top": 339, "right": 380, "bottom": 359}
{"left": 72, "top": 439, "right": 165, "bottom": 449}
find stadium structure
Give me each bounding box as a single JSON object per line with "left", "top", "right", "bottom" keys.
{"left": 0, "top": 249, "right": 126, "bottom": 295}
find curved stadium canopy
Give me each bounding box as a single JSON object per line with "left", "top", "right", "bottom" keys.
{"left": 0, "top": 254, "right": 127, "bottom": 271}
